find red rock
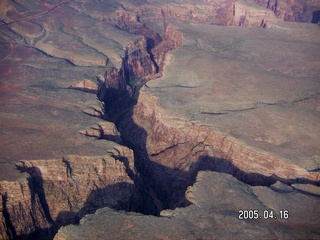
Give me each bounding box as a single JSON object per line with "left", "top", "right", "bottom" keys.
{"left": 1, "top": 0, "right": 319, "bottom": 238}
{"left": 253, "top": 0, "right": 320, "bottom": 22}
{"left": 0, "top": 150, "right": 140, "bottom": 239}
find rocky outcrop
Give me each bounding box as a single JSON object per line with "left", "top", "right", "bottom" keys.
{"left": 227, "top": 1, "right": 278, "bottom": 27}
{"left": 0, "top": 148, "right": 141, "bottom": 239}
{"left": 0, "top": 195, "right": 9, "bottom": 240}
{"left": 97, "top": 36, "right": 154, "bottom": 117}
{"left": 79, "top": 121, "right": 122, "bottom": 143}
{"left": 0, "top": 177, "right": 52, "bottom": 239}
{"left": 151, "top": 27, "right": 183, "bottom": 75}
{"left": 68, "top": 79, "right": 99, "bottom": 94}
{"left": 253, "top": 0, "right": 320, "bottom": 22}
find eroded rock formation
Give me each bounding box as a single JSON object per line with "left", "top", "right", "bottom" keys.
{"left": 0, "top": 148, "right": 141, "bottom": 239}
{"left": 0, "top": 0, "right": 320, "bottom": 239}
{"left": 97, "top": 25, "right": 182, "bottom": 119}
{"left": 227, "top": 1, "right": 278, "bottom": 27}
{"left": 113, "top": 90, "right": 320, "bottom": 209}
{"left": 253, "top": 0, "right": 320, "bottom": 22}
{"left": 0, "top": 177, "right": 52, "bottom": 239}
{"left": 68, "top": 79, "right": 98, "bottom": 94}
{"left": 54, "top": 171, "right": 320, "bottom": 240}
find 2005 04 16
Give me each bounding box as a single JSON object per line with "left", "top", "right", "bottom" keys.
{"left": 238, "top": 209, "right": 289, "bottom": 220}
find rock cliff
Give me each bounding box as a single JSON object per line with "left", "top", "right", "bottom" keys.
{"left": 54, "top": 171, "right": 320, "bottom": 240}
{"left": 115, "top": 90, "right": 319, "bottom": 208}
{"left": 0, "top": 177, "right": 52, "bottom": 239}
{"left": 227, "top": 1, "right": 278, "bottom": 27}
{"left": 0, "top": 148, "right": 141, "bottom": 239}
{"left": 0, "top": 0, "right": 319, "bottom": 239}
{"left": 253, "top": 0, "right": 320, "bottom": 22}
{"left": 97, "top": 25, "right": 183, "bottom": 118}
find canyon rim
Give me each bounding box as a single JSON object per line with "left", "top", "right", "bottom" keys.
{"left": 0, "top": 0, "right": 320, "bottom": 239}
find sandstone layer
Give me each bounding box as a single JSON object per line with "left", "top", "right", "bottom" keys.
{"left": 1, "top": 149, "right": 142, "bottom": 239}
{"left": 0, "top": 0, "right": 319, "bottom": 239}
{"left": 253, "top": 0, "right": 320, "bottom": 23}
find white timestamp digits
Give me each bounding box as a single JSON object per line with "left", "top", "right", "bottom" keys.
{"left": 239, "top": 209, "right": 289, "bottom": 220}
{"left": 238, "top": 209, "right": 259, "bottom": 220}
{"left": 279, "top": 210, "right": 289, "bottom": 219}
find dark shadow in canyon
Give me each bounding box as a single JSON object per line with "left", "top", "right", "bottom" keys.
{"left": 11, "top": 16, "right": 320, "bottom": 239}
{"left": 27, "top": 168, "right": 55, "bottom": 223}
{"left": 14, "top": 167, "right": 57, "bottom": 240}
{"left": 12, "top": 176, "right": 142, "bottom": 240}
{"left": 311, "top": 10, "right": 320, "bottom": 23}
{"left": 119, "top": 110, "right": 320, "bottom": 210}
{"left": 146, "top": 37, "right": 159, "bottom": 73}
{"left": 13, "top": 227, "right": 57, "bottom": 240}
{"left": 101, "top": 86, "right": 320, "bottom": 216}
{"left": 101, "top": 87, "right": 163, "bottom": 215}
{"left": 56, "top": 182, "right": 141, "bottom": 226}
{"left": 2, "top": 193, "right": 16, "bottom": 240}
{"left": 14, "top": 83, "right": 320, "bottom": 239}
{"left": 310, "top": 167, "right": 320, "bottom": 172}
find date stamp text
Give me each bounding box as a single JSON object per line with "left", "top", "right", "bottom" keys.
{"left": 238, "top": 209, "right": 289, "bottom": 220}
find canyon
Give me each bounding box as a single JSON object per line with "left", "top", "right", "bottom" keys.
{"left": 0, "top": 0, "right": 320, "bottom": 239}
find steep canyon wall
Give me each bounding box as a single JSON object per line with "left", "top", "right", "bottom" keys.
{"left": 1, "top": 0, "right": 320, "bottom": 239}
{"left": 0, "top": 148, "right": 141, "bottom": 239}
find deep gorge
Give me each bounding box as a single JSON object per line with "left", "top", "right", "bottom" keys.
{"left": 1, "top": 1, "right": 320, "bottom": 239}
{"left": 96, "top": 18, "right": 320, "bottom": 213}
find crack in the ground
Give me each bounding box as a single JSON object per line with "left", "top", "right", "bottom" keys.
{"left": 201, "top": 92, "right": 319, "bottom": 115}
{"left": 2, "top": 2, "right": 320, "bottom": 240}
{"left": 97, "top": 20, "right": 320, "bottom": 213}
{"left": 150, "top": 143, "right": 182, "bottom": 157}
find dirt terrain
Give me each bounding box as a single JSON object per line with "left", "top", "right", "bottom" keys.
{"left": 0, "top": 0, "right": 319, "bottom": 239}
